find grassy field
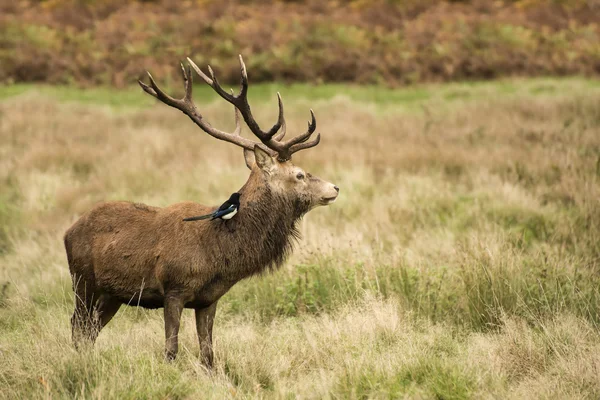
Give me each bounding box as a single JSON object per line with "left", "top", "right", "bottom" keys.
{"left": 1, "top": 78, "right": 600, "bottom": 399}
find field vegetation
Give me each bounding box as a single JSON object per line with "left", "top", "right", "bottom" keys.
{"left": 0, "top": 77, "right": 599, "bottom": 398}
{"left": 2, "top": 0, "right": 599, "bottom": 86}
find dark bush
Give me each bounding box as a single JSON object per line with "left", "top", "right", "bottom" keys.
{"left": 1, "top": 0, "right": 599, "bottom": 86}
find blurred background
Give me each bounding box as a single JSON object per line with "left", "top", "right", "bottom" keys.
{"left": 2, "top": 0, "right": 599, "bottom": 87}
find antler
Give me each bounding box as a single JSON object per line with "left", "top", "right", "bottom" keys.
{"left": 138, "top": 64, "right": 274, "bottom": 155}
{"left": 139, "top": 55, "right": 320, "bottom": 162}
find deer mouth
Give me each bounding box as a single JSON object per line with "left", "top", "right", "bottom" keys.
{"left": 321, "top": 195, "right": 338, "bottom": 205}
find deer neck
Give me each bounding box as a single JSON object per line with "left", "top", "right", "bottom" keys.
{"left": 218, "top": 170, "right": 308, "bottom": 278}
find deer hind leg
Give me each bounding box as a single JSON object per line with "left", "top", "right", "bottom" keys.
{"left": 71, "top": 274, "right": 97, "bottom": 348}
{"left": 164, "top": 295, "right": 185, "bottom": 361}
{"left": 195, "top": 301, "right": 218, "bottom": 369}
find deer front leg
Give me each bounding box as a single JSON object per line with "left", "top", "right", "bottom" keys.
{"left": 195, "top": 301, "right": 218, "bottom": 368}
{"left": 164, "top": 295, "right": 184, "bottom": 361}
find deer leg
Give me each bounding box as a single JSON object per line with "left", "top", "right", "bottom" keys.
{"left": 195, "top": 301, "right": 218, "bottom": 368}
{"left": 91, "top": 294, "right": 121, "bottom": 340}
{"left": 71, "top": 276, "right": 96, "bottom": 348}
{"left": 164, "top": 295, "right": 185, "bottom": 361}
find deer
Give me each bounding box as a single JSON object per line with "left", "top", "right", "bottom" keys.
{"left": 63, "top": 55, "right": 339, "bottom": 368}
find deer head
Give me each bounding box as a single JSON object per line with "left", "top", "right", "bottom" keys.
{"left": 138, "top": 55, "right": 339, "bottom": 214}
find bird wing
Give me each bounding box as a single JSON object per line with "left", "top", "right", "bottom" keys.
{"left": 217, "top": 200, "right": 234, "bottom": 212}
{"left": 184, "top": 200, "right": 237, "bottom": 222}
{"left": 212, "top": 204, "right": 236, "bottom": 219}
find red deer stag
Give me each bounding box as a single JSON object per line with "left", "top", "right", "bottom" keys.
{"left": 64, "top": 55, "right": 339, "bottom": 367}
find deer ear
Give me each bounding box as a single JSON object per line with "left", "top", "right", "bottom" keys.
{"left": 253, "top": 145, "right": 275, "bottom": 172}
{"left": 243, "top": 148, "right": 255, "bottom": 169}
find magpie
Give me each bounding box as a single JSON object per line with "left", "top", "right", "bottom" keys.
{"left": 183, "top": 193, "right": 241, "bottom": 222}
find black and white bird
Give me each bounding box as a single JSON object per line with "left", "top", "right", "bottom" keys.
{"left": 183, "top": 193, "right": 241, "bottom": 222}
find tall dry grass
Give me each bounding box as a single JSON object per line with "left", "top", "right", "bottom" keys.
{"left": 1, "top": 78, "right": 599, "bottom": 398}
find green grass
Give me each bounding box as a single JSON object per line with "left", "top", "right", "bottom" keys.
{"left": 2, "top": 77, "right": 599, "bottom": 110}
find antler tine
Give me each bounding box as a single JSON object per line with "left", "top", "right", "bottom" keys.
{"left": 279, "top": 109, "right": 316, "bottom": 147}
{"left": 238, "top": 54, "right": 249, "bottom": 99}
{"left": 231, "top": 89, "right": 242, "bottom": 136}
{"left": 139, "top": 72, "right": 170, "bottom": 103}
{"left": 138, "top": 79, "right": 157, "bottom": 98}
{"left": 289, "top": 132, "right": 321, "bottom": 154}
{"left": 232, "top": 107, "right": 242, "bottom": 136}
{"left": 273, "top": 93, "right": 286, "bottom": 141}
{"left": 206, "top": 65, "right": 235, "bottom": 102}
{"left": 188, "top": 57, "right": 213, "bottom": 86}
{"left": 138, "top": 61, "right": 274, "bottom": 155}
{"left": 181, "top": 63, "right": 193, "bottom": 101}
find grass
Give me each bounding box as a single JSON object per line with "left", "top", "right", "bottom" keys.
{"left": 1, "top": 78, "right": 599, "bottom": 398}
{"left": 2, "top": 76, "right": 599, "bottom": 109}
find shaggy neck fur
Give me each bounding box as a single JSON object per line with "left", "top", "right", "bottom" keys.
{"left": 207, "top": 169, "right": 310, "bottom": 281}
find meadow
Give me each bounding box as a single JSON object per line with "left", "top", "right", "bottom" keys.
{"left": 1, "top": 77, "right": 599, "bottom": 399}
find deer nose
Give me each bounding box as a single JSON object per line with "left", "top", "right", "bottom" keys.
{"left": 334, "top": 185, "right": 339, "bottom": 193}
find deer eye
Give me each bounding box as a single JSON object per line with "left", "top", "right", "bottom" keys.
{"left": 296, "top": 172, "right": 305, "bottom": 180}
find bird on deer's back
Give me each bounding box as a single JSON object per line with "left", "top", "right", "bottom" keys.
{"left": 183, "top": 193, "right": 241, "bottom": 222}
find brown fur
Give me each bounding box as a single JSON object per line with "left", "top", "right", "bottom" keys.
{"left": 65, "top": 148, "right": 338, "bottom": 366}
